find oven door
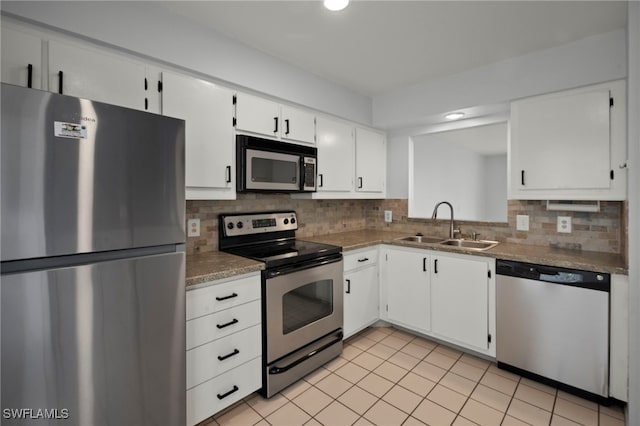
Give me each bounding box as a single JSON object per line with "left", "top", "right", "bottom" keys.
{"left": 245, "top": 149, "right": 301, "bottom": 191}
{"left": 264, "top": 255, "right": 343, "bottom": 363}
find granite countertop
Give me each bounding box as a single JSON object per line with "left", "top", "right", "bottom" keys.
{"left": 185, "top": 229, "right": 626, "bottom": 287}
{"left": 186, "top": 251, "right": 264, "bottom": 287}
{"left": 302, "top": 229, "right": 628, "bottom": 275}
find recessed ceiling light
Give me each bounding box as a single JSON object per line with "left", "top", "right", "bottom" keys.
{"left": 324, "top": 0, "right": 349, "bottom": 11}
{"left": 445, "top": 112, "right": 465, "bottom": 120}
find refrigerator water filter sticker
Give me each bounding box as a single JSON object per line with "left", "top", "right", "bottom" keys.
{"left": 54, "top": 121, "right": 88, "bottom": 139}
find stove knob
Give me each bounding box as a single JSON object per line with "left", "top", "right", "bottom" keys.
{"left": 226, "top": 222, "right": 234, "bottom": 230}
{"left": 236, "top": 221, "right": 244, "bottom": 229}
{"left": 284, "top": 218, "right": 289, "bottom": 225}
{"left": 290, "top": 217, "right": 296, "bottom": 224}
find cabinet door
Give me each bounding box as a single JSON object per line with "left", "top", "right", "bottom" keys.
{"left": 281, "top": 105, "right": 315, "bottom": 144}
{"left": 383, "top": 248, "right": 430, "bottom": 333}
{"left": 162, "top": 72, "right": 234, "bottom": 199}
{"left": 316, "top": 117, "right": 354, "bottom": 192}
{"left": 430, "top": 254, "right": 489, "bottom": 351}
{"left": 234, "top": 92, "right": 280, "bottom": 137}
{"left": 1, "top": 27, "right": 42, "bottom": 89}
{"left": 344, "top": 266, "right": 379, "bottom": 338}
{"left": 355, "top": 128, "right": 385, "bottom": 193}
{"left": 511, "top": 88, "right": 611, "bottom": 191}
{"left": 48, "top": 40, "right": 146, "bottom": 111}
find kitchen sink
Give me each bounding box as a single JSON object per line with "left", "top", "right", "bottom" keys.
{"left": 439, "top": 239, "right": 499, "bottom": 251}
{"left": 397, "top": 235, "right": 446, "bottom": 244}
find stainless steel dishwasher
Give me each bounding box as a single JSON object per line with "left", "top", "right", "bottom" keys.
{"left": 496, "top": 260, "right": 610, "bottom": 399}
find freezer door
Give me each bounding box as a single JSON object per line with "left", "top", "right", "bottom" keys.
{"left": 1, "top": 252, "right": 185, "bottom": 425}
{"left": 1, "top": 83, "right": 185, "bottom": 261}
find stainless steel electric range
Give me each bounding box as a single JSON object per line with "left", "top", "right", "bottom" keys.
{"left": 219, "top": 211, "right": 343, "bottom": 398}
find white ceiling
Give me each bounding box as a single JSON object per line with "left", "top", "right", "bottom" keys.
{"left": 160, "top": 1, "right": 627, "bottom": 97}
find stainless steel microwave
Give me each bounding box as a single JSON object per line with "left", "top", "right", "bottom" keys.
{"left": 236, "top": 135, "right": 317, "bottom": 193}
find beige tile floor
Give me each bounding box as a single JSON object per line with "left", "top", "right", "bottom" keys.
{"left": 198, "top": 326, "right": 626, "bottom": 426}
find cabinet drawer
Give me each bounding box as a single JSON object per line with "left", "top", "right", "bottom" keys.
{"left": 187, "top": 324, "right": 261, "bottom": 389}
{"left": 187, "top": 300, "right": 261, "bottom": 350}
{"left": 186, "top": 274, "right": 260, "bottom": 320}
{"left": 344, "top": 248, "right": 378, "bottom": 271}
{"left": 187, "top": 357, "right": 261, "bottom": 426}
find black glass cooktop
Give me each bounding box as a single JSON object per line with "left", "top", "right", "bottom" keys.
{"left": 225, "top": 239, "right": 341, "bottom": 268}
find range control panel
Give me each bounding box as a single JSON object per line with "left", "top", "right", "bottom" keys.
{"left": 221, "top": 212, "right": 298, "bottom": 237}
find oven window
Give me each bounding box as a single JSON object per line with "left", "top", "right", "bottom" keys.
{"left": 282, "top": 279, "right": 333, "bottom": 335}
{"left": 251, "top": 158, "right": 298, "bottom": 184}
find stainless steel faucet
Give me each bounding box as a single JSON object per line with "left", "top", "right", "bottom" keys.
{"left": 431, "top": 201, "right": 456, "bottom": 239}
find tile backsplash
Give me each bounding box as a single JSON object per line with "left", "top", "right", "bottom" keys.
{"left": 186, "top": 196, "right": 626, "bottom": 259}
{"left": 186, "top": 194, "right": 371, "bottom": 253}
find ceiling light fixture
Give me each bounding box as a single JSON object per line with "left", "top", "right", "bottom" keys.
{"left": 324, "top": 0, "right": 349, "bottom": 12}
{"left": 445, "top": 112, "right": 465, "bottom": 120}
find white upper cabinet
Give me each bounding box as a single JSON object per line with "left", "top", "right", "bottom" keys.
{"left": 509, "top": 80, "right": 627, "bottom": 200}
{"left": 281, "top": 105, "right": 316, "bottom": 144}
{"left": 234, "top": 92, "right": 280, "bottom": 138}
{"left": 162, "top": 71, "right": 235, "bottom": 200}
{"left": 315, "top": 117, "right": 355, "bottom": 193}
{"left": 48, "top": 40, "right": 147, "bottom": 111}
{"left": 355, "top": 128, "right": 386, "bottom": 193}
{"left": 1, "top": 27, "right": 42, "bottom": 89}
{"left": 430, "top": 253, "right": 494, "bottom": 354}
{"left": 234, "top": 93, "right": 316, "bottom": 145}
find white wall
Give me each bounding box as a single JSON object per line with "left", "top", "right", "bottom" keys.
{"left": 410, "top": 135, "right": 506, "bottom": 223}
{"left": 483, "top": 155, "right": 508, "bottom": 222}
{"left": 0, "top": 1, "right": 372, "bottom": 125}
{"left": 374, "top": 29, "right": 627, "bottom": 130}
{"left": 626, "top": 2, "right": 639, "bottom": 425}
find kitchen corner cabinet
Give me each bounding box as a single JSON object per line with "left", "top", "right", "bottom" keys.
{"left": 380, "top": 246, "right": 431, "bottom": 334}
{"left": 1, "top": 27, "right": 42, "bottom": 89}
{"left": 162, "top": 71, "right": 235, "bottom": 200}
{"left": 48, "top": 40, "right": 148, "bottom": 112}
{"left": 509, "top": 80, "right": 627, "bottom": 200}
{"left": 430, "top": 252, "right": 495, "bottom": 355}
{"left": 343, "top": 248, "right": 379, "bottom": 339}
{"left": 355, "top": 128, "right": 386, "bottom": 193}
{"left": 186, "top": 273, "right": 262, "bottom": 426}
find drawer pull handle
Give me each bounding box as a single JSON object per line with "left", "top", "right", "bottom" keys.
{"left": 216, "top": 292, "right": 238, "bottom": 302}
{"left": 345, "top": 279, "right": 351, "bottom": 294}
{"left": 217, "top": 385, "right": 239, "bottom": 400}
{"left": 218, "top": 348, "right": 240, "bottom": 361}
{"left": 27, "top": 64, "right": 33, "bottom": 88}
{"left": 357, "top": 257, "right": 369, "bottom": 262}
{"left": 216, "top": 318, "right": 239, "bottom": 329}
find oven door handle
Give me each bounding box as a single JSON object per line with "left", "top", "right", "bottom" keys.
{"left": 265, "top": 253, "right": 342, "bottom": 278}
{"left": 268, "top": 331, "right": 343, "bottom": 375}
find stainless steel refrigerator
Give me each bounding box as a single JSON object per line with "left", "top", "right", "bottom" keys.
{"left": 1, "top": 83, "right": 186, "bottom": 425}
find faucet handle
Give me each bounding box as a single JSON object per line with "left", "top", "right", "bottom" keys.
{"left": 471, "top": 231, "right": 480, "bottom": 241}
{"left": 453, "top": 228, "right": 462, "bottom": 239}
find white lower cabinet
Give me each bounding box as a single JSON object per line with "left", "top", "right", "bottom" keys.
{"left": 430, "top": 252, "right": 495, "bottom": 355}
{"left": 380, "top": 245, "right": 495, "bottom": 357}
{"left": 343, "top": 248, "right": 379, "bottom": 338}
{"left": 380, "top": 246, "right": 431, "bottom": 334}
{"left": 187, "top": 357, "right": 261, "bottom": 426}
{"left": 186, "top": 273, "right": 262, "bottom": 426}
